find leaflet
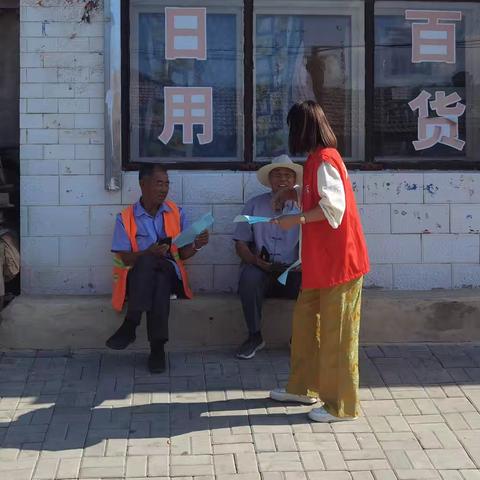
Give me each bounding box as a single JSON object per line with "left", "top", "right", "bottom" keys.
{"left": 233, "top": 215, "right": 272, "bottom": 224}
{"left": 173, "top": 212, "right": 214, "bottom": 248}
{"left": 277, "top": 259, "right": 302, "bottom": 286}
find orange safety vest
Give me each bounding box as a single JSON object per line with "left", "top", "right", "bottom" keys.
{"left": 111, "top": 200, "right": 193, "bottom": 312}
{"left": 301, "top": 147, "right": 370, "bottom": 289}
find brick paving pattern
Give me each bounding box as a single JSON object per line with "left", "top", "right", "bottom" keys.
{"left": 0, "top": 344, "right": 479, "bottom": 479}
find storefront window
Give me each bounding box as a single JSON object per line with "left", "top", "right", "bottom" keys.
{"left": 255, "top": 1, "right": 365, "bottom": 161}
{"left": 129, "top": 1, "right": 243, "bottom": 163}
{"left": 107, "top": 0, "right": 480, "bottom": 172}
{"left": 374, "top": 1, "right": 480, "bottom": 162}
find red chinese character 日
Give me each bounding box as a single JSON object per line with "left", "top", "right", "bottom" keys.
{"left": 158, "top": 87, "right": 213, "bottom": 145}
{"left": 405, "top": 10, "right": 462, "bottom": 64}
{"left": 165, "top": 7, "right": 207, "bottom": 60}
{"left": 408, "top": 90, "right": 466, "bottom": 151}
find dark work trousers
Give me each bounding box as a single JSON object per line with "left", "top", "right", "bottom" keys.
{"left": 126, "top": 254, "right": 181, "bottom": 344}
{"left": 238, "top": 264, "right": 301, "bottom": 335}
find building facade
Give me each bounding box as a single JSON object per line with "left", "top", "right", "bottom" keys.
{"left": 19, "top": 0, "right": 480, "bottom": 295}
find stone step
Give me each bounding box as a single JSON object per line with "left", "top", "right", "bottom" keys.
{"left": 0, "top": 290, "right": 479, "bottom": 350}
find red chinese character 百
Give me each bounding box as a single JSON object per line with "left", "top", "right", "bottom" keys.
{"left": 158, "top": 87, "right": 213, "bottom": 145}
{"left": 405, "top": 10, "right": 462, "bottom": 64}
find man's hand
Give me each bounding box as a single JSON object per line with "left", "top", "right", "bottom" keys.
{"left": 253, "top": 256, "right": 272, "bottom": 272}
{"left": 271, "top": 214, "right": 300, "bottom": 231}
{"left": 179, "top": 230, "right": 209, "bottom": 261}
{"left": 148, "top": 243, "right": 170, "bottom": 258}
{"left": 194, "top": 230, "right": 209, "bottom": 250}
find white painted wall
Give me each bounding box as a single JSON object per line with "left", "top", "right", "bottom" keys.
{"left": 19, "top": 2, "right": 480, "bottom": 294}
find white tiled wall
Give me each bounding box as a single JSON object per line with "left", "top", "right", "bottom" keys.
{"left": 19, "top": 2, "right": 480, "bottom": 294}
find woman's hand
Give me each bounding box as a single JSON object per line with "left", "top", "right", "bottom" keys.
{"left": 271, "top": 214, "right": 300, "bottom": 230}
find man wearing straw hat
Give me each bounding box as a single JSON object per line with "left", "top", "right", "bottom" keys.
{"left": 233, "top": 155, "right": 303, "bottom": 359}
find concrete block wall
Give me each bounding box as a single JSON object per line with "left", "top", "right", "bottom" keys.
{"left": 359, "top": 173, "right": 480, "bottom": 290}
{"left": 20, "top": 0, "right": 109, "bottom": 295}
{"left": 19, "top": 1, "right": 480, "bottom": 294}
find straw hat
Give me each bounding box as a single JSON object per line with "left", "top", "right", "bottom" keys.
{"left": 256, "top": 154, "right": 303, "bottom": 188}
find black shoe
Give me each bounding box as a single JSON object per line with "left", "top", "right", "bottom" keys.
{"left": 105, "top": 319, "right": 136, "bottom": 350}
{"left": 148, "top": 344, "right": 166, "bottom": 374}
{"left": 236, "top": 334, "right": 265, "bottom": 360}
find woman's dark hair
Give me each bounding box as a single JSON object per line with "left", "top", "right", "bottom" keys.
{"left": 138, "top": 163, "right": 167, "bottom": 181}
{"left": 287, "top": 101, "right": 337, "bottom": 155}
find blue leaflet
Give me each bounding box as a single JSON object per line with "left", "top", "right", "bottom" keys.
{"left": 173, "top": 213, "right": 215, "bottom": 248}
{"left": 233, "top": 215, "right": 272, "bottom": 224}
{"left": 277, "top": 259, "right": 302, "bottom": 286}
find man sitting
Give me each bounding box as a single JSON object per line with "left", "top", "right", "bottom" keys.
{"left": 234, "top": 155, "right": 302, "bottom": 359}
{"left": 106, "top": 164, "right": 209, "bottom": 373}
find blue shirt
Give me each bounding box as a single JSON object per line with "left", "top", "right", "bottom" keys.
{"left": 112, "top": 200, "right": 187, "bottom": 279}
{"left": 233, "top": 192, "right": 300, "bottom": 265}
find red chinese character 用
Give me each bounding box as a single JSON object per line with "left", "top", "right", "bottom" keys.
{"left": 405, "top": 10, "right": 462, "bottom": 64}
{"left": 165, "top": 7, "right": 207, "bottom": 60}
{"left": 408, "top": 90, "right": 466, "bottom": 151}
{"left": 158, "top": 87, "right": 213, "bottom": 145}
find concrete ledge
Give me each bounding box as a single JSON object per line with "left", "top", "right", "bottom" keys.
{"left": 0, "top": 290, "right": 479, "bottom": 350}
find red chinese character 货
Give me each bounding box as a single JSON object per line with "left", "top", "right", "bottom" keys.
{"left": 408, "top": 90, "right": 465, "bottom": 151}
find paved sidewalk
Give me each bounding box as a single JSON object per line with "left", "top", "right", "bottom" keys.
{"left": 0, "top": 345, "right": 479, "bottom": 480}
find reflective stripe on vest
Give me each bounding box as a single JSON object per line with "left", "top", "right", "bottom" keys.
{"left": 163, "top": 200, "right": 193, "bottom": 299}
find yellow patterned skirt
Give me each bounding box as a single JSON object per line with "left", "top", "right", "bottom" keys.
{"left": 286, "top": 276, "right": 363, "bottom": 418}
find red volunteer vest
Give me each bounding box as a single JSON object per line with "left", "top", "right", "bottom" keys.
{"left": 301, "top": 147, "right": 369, "bottom": 289}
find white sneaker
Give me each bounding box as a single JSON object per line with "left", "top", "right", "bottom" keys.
{"left": 308, "top": 406, "right": 358, "bottom": 423}
{"left": 270, "top": 388, "right": 318, "bottom": 405}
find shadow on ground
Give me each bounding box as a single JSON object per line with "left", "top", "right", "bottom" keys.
{"left": 0, "top": 344, "right": 479, "bottom": 453}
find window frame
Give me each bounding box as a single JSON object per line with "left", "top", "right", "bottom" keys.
{"left": 372, "top": 0, "right": 480, "bottom": 166}
{"left": 253, "top": 0, "right": 366, "bottom": 163}
{"left": 104, "top": 0, "right": 480, "bottom": 191}
{"left": 128, "top": 0, "right": 245, "bottom": 165}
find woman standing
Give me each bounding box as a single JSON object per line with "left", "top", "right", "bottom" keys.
{"left": 269, "top": 101, "right": 369, "bottom": 422}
